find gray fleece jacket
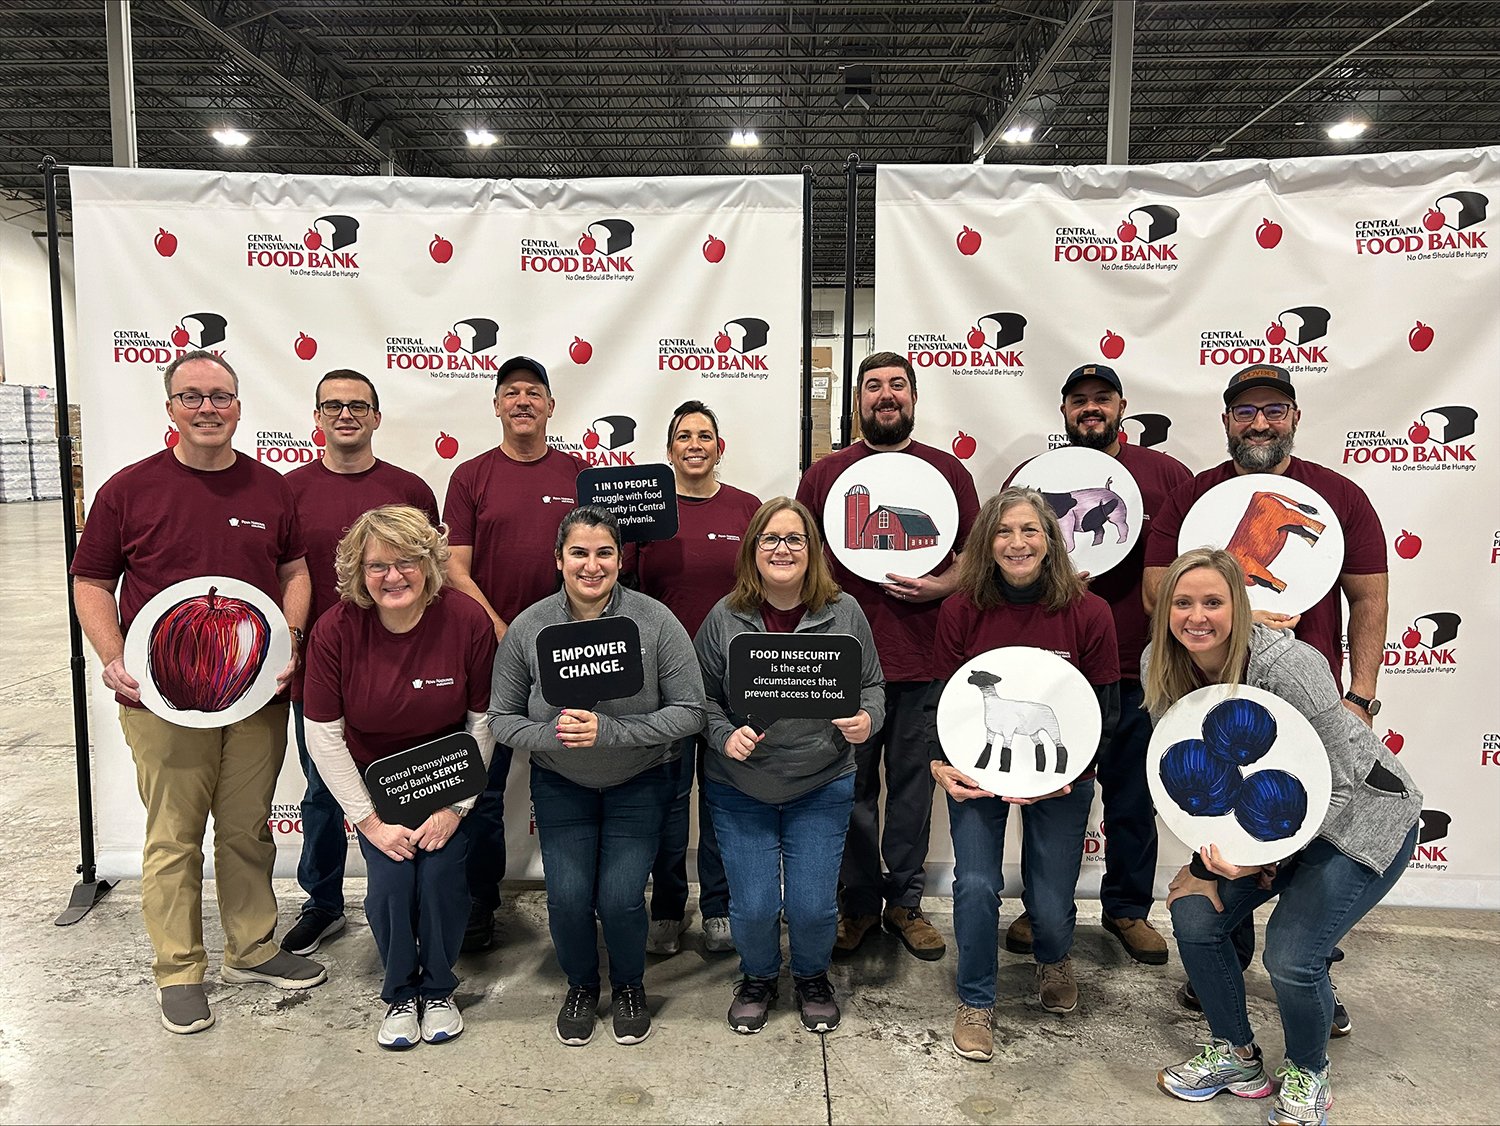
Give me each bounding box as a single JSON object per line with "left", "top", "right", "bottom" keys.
{"left": 487, "top": 586, "right": 706, "bottom": 789}
{"left": 695, "top": 594, "right": 885, "bottom": 805}
{"left": 1142, "top": 624, "right": 1421, "bottom": 873}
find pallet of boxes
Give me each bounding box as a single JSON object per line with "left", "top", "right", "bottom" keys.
{"left": 0, "top": 384, "right": 65, "bottom": 505}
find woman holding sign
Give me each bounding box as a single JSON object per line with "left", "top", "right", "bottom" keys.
{"left": 1143, "top": 548, "right": 1419, "bottom": 1125}
{"left": 930, "top": 486, "right": 1120, "bottom": 1062}
{"left": 302, "top": 505, "right": 498, "bottom": 1051}
{"left": 488, "top": 506, "right": 706, "bottom": 1049}
{"left": 694, "top": 497, "right": 884, "bottom": 1035}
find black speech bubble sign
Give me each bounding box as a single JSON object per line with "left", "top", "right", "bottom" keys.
{"left": 363, "top": 731, "right": 488, "bottom": 830}
{"left": 576, "top": 463, "right": 679, "bottom": 543}
{"left": 727, "top": 632, "right": 863, "bottom": 732}
{"left": 537, "top": 616, "right": 646, "bottom": 709}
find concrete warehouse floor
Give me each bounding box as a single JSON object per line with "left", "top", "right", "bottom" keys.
{"left": 1, "top": 498, "right": 1496, "bottom": 1125}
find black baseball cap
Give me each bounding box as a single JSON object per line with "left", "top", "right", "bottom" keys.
{"left": 496, "top": 355, "right": 550, "bottom": 391}
{"left": 1061, "top": 363, "right": 1123, "bottom": 398}
{"left": 1222, "top": 363, "right": 1296, "bottom": 406}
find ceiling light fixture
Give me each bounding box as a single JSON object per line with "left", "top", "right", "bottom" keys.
{"left": 465, "top": 128, "right": 498, "bottom": 147}
{"left": 212, "top": 128, "right": 249, "bottom": 147}
{"left": 1001, "top": 125, "right": 1034, "bottom": 144}
{"left": 1326, "top": 120, "right": 1366, "bottom": 141}
{"left": 729, "top": 129, "right": 759, "bottom": 148}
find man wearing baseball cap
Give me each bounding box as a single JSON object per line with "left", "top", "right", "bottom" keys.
{"left": 1002, "top": 364, "right": 1191, "bottom": 968}
{"left": 443, "top": 355, "right": 579, "bottom": 950}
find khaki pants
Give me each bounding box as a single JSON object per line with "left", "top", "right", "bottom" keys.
{"left": 118, "top": 703, "right": 289, "bottom": 986}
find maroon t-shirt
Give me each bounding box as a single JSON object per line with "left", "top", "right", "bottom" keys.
{"left": 302, "top": 589, "right": 497, "bottom": 770}
{"left": 1146, "top": 457, "right": 1387, "bottom": 682}
{"left": 760, "top": 603, "right": 807, "bottom": 633}
{"left": 442, "top": 446, "right": 579, "bottom": 624}
{"left": 933, "top": 590, "right": 1121, "bottom": 686}
{"left": 796, "top": 440, "right": 981, "bottom": 682}
{"left": 71, "top": 450, "right": 305, "bottom": 707}
{"left": 1007, "top": 442, "right": 1192, "bottom": 680}
{"left": 634, "top": 484, "right": 763, "bottom": 639}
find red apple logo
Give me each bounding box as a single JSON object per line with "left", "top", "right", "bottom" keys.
{"left": 164, "top": 427, "right": 180, "bottom": 449}
{"left": 434, "top": 432, "right": 459, "bottom": 460}
{"left": 578, "top": 232, "right": 597, "bottom": 255}
{"left": 569, "top": 336, "right": 593, "bottom": 365}
{"left": 154, "top": 227, "right": 178, "bottom": 257}
{"left": 1407, "top": 421, "right": 1430, "bottom": 444}
{"left": 294, "top": 332, "right": 318, "bottom": 361}
{"left": 1401, "top": 625, "right": 1421, "bottom": 649}
{"left": 714, "top": 331, "right": 732, "bottom": 354}
{"left": 311, "top": 428, "right": 327, "bottom": 448}
{"left": 1118, "top": 429, "right": 1130, "bottom": 445}
{"left": 582, "top": 429, "right": 601, "bottom": 450}
{"left": 1423, "top": 207, "right": 1445, "bottom": 232}
{"left": 956, "top": 226, "right": 982, "bottom": 256}
{"left": 951, "top": 431, "right": 976, "bottom": 460}
{"left": 1265, "top": 322, "right": 1287, "bottom": 345}
{"left": 1099, "top": 330, "right": 1125, "bottom": 360}
{"left": 303, "top": 228, "right": 322, "bottom": 251}
{"left": 1116, "top": 220, "right": 1137, "bottom": 243}
{"left": 429, "top": 234, "right": 453, "bottom": 264}
{"left": 966, "top": 326, "right": 986, "bottom": 349}
{"left": 1394, "top": 530, "right": 1422, "bottom": 559}
{"left": 148, "top": 586, "right": 272, "bottom": 712}
{"left": 443, "top": 330, "right": 462, "bottom": 354}
{"left": 171, "top": 325, "right": 190, "bottom": 348}
{"left": 1408, "top": 321, "right": 1434, "bottom": 352}
{"left": 702, "top": 235, "right": 726, "bottom": 263}
{"left": 1383, "top": 730, "right": 1404, "bottom": 754}
{"left": 1255, "top": 218, "right": 1283, "bottom": 249}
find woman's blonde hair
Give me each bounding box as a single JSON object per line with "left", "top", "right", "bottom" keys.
{"left": 1143, "top": 547, "right": 1253, "bottom": 719}
{"left": 334, "top": 504, "right": 449, "bottom": 610}
{"left": 728, "top": 497, "right": 841, "bottom": 615}
{"left": 954, "top": 486, "right": 1085, "bottom": 612}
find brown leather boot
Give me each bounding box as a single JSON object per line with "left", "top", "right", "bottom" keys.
{"left": 1004, "top": 912, "right": 1033, "bottom": 955}
{"left": 882, "top": 905, "right": 946, "bottom": 961}
{"left": 832, "top": 912, "right": 880, "bottom": 956}
{"left": 1103, "top": 914, "right": 1169, "bottom": 965}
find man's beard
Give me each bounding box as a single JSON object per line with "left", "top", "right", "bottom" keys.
{"left": 1229, "top": 426, "right": 1295, "bottom": 471}
{"left": 1066, "top": 414, "right": 1120, "bottom": 451}
{"left": 862, "top": 404, "right": 915, "bottom": 446}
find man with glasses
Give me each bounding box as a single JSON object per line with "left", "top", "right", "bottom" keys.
{"left": 795, "top": 351, "right": 981, "bottom": 963}
{"left": 71, "top": 350, "right": 327, "bottom": 1035}
{"left": 280, "top": 370, "right": 439, "bottom": 957}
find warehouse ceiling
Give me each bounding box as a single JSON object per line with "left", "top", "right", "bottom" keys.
{"left": 3, "top": 0, "right": 1498, "bottom": 283}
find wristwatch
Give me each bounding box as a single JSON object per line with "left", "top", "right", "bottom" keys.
{"left": 289, "top": 626, "right": 307, "bottom": 648}
{"left": 1343, "top": 690, "right": 1380, "bottom": 716}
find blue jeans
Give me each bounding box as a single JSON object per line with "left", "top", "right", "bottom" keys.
{"left": 650, "top": 736, "right": 730, "bottom": 920}
{"left": 1095, "top": 680, "right": 1159, "bottom": 919}
{"left": 464, "top": 743, "right": 516, "bottom": 914}
{"left": 357, "top": 819, "right": 471, "bottom": 1004}
{"left": 1170, "top": 824, "right": 1418, "bottom": 1071}
{"left": 292, "top": 701, "right": 347, "bottom": 915}
{"left": 707, "top": 774, "right": 855, "bottom": 981}
{"left": 530, "top": 761, "right": 674, "bottom": 990}
{"left": 949, "top": 780, "right": 1095, "bottom": 1009}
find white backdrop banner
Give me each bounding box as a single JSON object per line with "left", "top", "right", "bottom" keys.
{"left": 876, "top": 148, "right": 1500, "bottom": 908}
{"left": 69, "top": 167, "right": 806, "bottom": 881}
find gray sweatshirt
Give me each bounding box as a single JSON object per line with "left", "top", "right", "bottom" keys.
{"left": 695, "top": 594, "right": 886, "bottom": 805}
{"left": 1142, "top": 624, "right": 1421, "bottom": 873}
{"left": 488, "top": 586, "right": 707, "bottom": 789}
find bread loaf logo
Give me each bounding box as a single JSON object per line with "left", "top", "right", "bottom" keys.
{"left": 1054, "top": 203, "right": 1181, "bottom": 270}
{"left": 656, "top": 317, "right": 773, "bottom": 379}
{"left": 1409, "top": 808, "right": 1452, "bottom": 869}
{"left": 1198, "top": 305, "right": 1331, "bottom": 372}
{"left": 520, "top": 218, "right": 637, "bottom": 279}
{"left": 903, "top": 312, "right": 1027, "bottom": 378}
{"left": 246, "top": 214, "right": 361, "bottom": 275}
{"left": 1342, "top": 404, "right": 1479, "bottom": 471}
{"left": 111, "top": 311, "right": 229, "bottom": 366}
{"left": 384, "top": 317, "right": 502, "bottom": 378}
{"left": 1384, "top": 611, "right": 1461, "bottom": 675}
{"left": 552, "top": 414, "right": 640, "bottom": 467}
{"left": 1353, "top": 191, "right": 1488, "bottom": 260}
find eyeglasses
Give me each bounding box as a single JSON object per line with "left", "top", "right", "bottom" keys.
{"left": 756, "top": 533, "right": 808, "bottom": 552}
{"left": 170, "top": 391, "right": 237, "bottom": 409}
{"left": 363, "top": 559, "right": 421, "bottom": 577}
{"left": 1229, "top": 402, "right": 1293, "bottom": 424}
{"left": 318, "top": 399, "right": 374, "bottom": 418}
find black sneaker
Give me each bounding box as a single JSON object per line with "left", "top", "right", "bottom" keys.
{"left": 282, "top": 909, "right": 346, "bottom": 957}
{"left": 793, "top": 972, "right": 841, "bottom": 1033}
{"left": 555, "top": 984, "right": 600, "bottom": 1047}
{"left": 728, "top": 976, "right": 779, "bottom": 1034}
{"left": 1329, "top": 980, "right": 1352, "bottom": 1038}
{"left": 462, "top": 905, "right": 496, "bottom": 953}
{"left": 611, "top": 984, "right": 652, "bottom": 1045}
{"left": 1178, "top": 980, "right": 1203, "bottom": 1012}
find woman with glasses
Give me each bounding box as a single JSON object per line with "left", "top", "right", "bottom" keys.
{"left": 487, "top": 505, "right": 706, "bottom": 1048}
{"left": 634, "top": 400, "right": 762, "bottom": 958}
{"left": 693, "top": 497, "right": 884, "bottom": 1035}
{"left": 302, "top": 505, "right": 497, "bottom": 1050}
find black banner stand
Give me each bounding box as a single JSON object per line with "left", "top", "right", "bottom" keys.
{"left": 840, "top": 155, "right": 878, "bottom": 452}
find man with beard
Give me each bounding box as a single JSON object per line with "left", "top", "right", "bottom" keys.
{"left": 795, "top": 351, "right": 981, "bottom": 962}
{"left": 443, "top": 356, "right": 578, "bottom": 951}
{"left": 1002, "top": 364, "right": 1190, "bottom": 966}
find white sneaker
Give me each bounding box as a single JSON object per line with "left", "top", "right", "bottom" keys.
{"left": 702, "top": 916, "right": 736, "bottom": 953}
{"left": 420, "top": 994, "right": 464, "bottom": 1044}
{"left": 645, "top": 917, "right": 688, "bottom": 955}
{"left": 377, "top": 998, "right": 420, "bottom": 1050}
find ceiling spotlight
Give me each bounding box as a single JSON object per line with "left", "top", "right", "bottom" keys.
{"left": 1326, "top": 120, "right": 1366, "bottom": 141}
{"left": 729, "top": 129, "right": 759, "bottom": 148}
{"left": 212, "top": 128, "right": 249, "bottom": 147}
{"left": 465, "top": 128, "right": 498, "bottom": 147}
{"left": 1001, "top": 125, "right": 1034, "bottom": 144}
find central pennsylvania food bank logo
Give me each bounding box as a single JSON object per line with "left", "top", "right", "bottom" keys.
{"left": 656, "top": 318, "right": 772, "bottom": 379}
{"left": 1409, "top": 808, "right": 1452, "bottom": 870}
{"left": 550, "top": 414, "right": 639, "bottom": 467}
{"left": 112, "top": 311, "right": 229, "bottom": 366}
{"left": 1053, "top": 204, "right": 1181, "bottom": 272}
{"left": 1383, "top": 611, "right": 1461, "bottom": 676}
{"left": 904, "top": 312, "right": 1026, "bottom": 378}
{"left": 1045, "top": 412, "right": 1173, "bottom": 451}
{"left": 1353, "top": 191, "right": 1489, "bottom": 262}
{"left": 1342, "top": 404, "right": 1479, "bottom": 473}
{"left": 256, "top": 423, "right": 322, "bottom": 465}
{"left": 1197, "top": 305, "right": 1331, "bottom": 373}
{"left": 519, "top": 218, "right": 637, "bottom": 280}
{"left": 245, "top": 214, "right": 361, "bottom": 276}
{"left": 384, "top": 318, "right": 501, "bottom": 379}
{"left": 268, "top": 802, "right": 355, "bottom": 841}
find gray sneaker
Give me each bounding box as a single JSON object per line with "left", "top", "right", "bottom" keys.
{"left": 793, "top": 972, "right": 841, "bottom": 1033}
{"left": 1157, "top": 1039, "right": 1273, "bottom": 1102}
{"left": 645, "top": 916, "right": 689, "bottom": 956}
{"left": 221, "top": 949, "right": 327, "bottom": 989}
{"left": 728, "top": 976, "right": 778, "bottom": 1034}
{"left": 157, "top": 983, "right": 214, "bottom": 1034}
{"left": 1269, "top": 1061, "right": 1334, "bottom": 1125}
{"left": 702, "top": 915, "right": 735, "bottom": 953}
{"left": 377, "top": 998, "right": 420, "bottom": 1050}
